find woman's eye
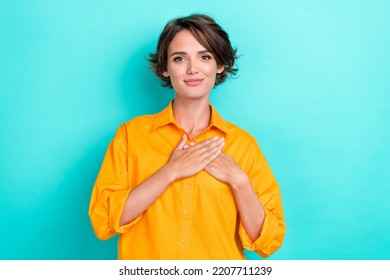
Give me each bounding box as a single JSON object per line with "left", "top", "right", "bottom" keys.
{"left": 173, "top": 57, "right": 184, "bottom": 62}
{"left": 201, "top": 55, "right": 212, "bottom": 60}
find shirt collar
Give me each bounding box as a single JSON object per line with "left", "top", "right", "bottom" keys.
{"left": 152, "top": 100, "right": 228, "bottom": 134}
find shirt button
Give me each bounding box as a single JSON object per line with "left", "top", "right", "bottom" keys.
{"left": 182, "top": 238, "right": 188, "bottom": 244}
{"left": 183, "top": 210, "right": 189, "bottom": 216}
{"left": 185, "top": 185, "right": 191, "bottom": 190}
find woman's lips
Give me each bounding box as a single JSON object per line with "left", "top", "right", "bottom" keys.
{"left": 184, "top": 78, "right": 204, "bottom": 87}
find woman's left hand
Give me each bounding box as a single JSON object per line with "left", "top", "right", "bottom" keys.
{"left": 204, "top": 152, "right": 249, "bottom": 190}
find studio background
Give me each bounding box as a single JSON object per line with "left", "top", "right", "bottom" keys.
{"left": 1, "top": 0, "right": 389, "bottom": 260}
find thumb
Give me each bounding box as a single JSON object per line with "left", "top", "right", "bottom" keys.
{"left": 174, "top": 134, "right": 187, "bottom": 151}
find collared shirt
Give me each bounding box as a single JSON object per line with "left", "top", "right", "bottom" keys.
{"left": 89, "top": 102, "right": 285, "bottom": 259}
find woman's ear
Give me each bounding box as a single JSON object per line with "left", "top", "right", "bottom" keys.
{"left": 217, "top": 65, "right": 225, "bottom": 74}
{"left": 162, "top": 71, "right": 169, "bottom": 77}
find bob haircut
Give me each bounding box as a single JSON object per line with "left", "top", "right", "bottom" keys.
{"left": 148, "top": 14, "right": 238, "bottom": 87}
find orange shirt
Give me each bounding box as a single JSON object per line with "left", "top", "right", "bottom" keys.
{"left": 89, "top": 102, "right": 285, "bottom": 259}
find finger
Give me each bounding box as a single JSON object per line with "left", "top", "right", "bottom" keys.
{"left": 202, "top": 147, "right": 222, "bottom": 165}
{"left": 191, "top": 136, "right": 219, "bottom": 149}
{"left": 204, "top": 163, "right": 215, "bottom": 173}
{"left": 199, "top": 141, "right": 225, "bottom": 162}
{"left": 196, "top": 138, "right": 224, "bottom": 156}
{"left": 189, "top": 137, "right": 223, "bottom": 155}
{"left": 174, "top": 134, "right": 187, "bottom": 151}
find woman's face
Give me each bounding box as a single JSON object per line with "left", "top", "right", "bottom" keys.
{"left": 163, "top": 30, "right": 224, "bottom": 101}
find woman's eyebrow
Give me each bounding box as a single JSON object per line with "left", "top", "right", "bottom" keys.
{"left": 170, "top": 51, "right": 187, "bottom": 57}
{"left": 170, "top": 50, "right": 209, "bottom": 57}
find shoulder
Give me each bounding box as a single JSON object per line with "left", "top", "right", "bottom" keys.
{"left": 225, "top": 121, "right": 257, "bottom": 145}
{"left": 114, "top": 113, "right": 157, "bottom": 141}
{"left": 122, "top": 113, "right": 156, "bottom": 129}
{"left": 224, "top": 121, "right": 266, "bottom": 161}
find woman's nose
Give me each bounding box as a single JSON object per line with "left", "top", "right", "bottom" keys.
{"left": 186, "top": 60, "right": 199, "bottom": 75}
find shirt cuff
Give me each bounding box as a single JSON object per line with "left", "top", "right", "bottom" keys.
{"left": 238, "top": 208, "right": 281, "bottom": 257}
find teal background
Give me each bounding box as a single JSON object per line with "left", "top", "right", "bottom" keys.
{"left": 1, "top": 0, "right": 389, "bottom": 260}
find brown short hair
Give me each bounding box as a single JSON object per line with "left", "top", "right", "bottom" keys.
{"left": 148, "top": 14, "right": 238, "bottom": 87}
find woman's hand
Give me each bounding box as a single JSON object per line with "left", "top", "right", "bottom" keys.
{"left": 204, "top": 152, "right": 249, "bottom": 190}
{"left": 166, "top": 135, "right": 225, "bottom": 181}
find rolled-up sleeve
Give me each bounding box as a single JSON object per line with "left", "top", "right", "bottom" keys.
{"left": 88, "top": 125, "right": 141, "bottom": 240}
{"left": 238, "top": 139, "right": 286, "bottom": 258}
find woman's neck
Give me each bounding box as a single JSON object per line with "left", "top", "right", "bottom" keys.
{"left": 172, "top": 97, "right": 211, "bottom": 140}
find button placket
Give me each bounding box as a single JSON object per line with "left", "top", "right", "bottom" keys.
{"left": 178, "top": 180, "right": 194, "bottom": 258}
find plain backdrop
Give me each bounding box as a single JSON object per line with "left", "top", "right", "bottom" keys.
{"left": 1, "top": 0, "right": 389, "bottom": 260}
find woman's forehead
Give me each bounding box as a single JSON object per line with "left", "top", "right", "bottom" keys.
{"left": 168, "top": 30, "right": 209, "bottom": 55}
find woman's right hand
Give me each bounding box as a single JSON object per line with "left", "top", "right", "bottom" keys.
{"left": 166, "top": 134, "right": 225, "bottom": 181}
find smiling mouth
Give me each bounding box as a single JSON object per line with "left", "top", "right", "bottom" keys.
{"left": 184, "top": 78, "right": 204, "bottom": 86}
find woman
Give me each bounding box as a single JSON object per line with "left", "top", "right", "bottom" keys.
{"left": 89, "top": 14, "right": 285, "bottom": 260}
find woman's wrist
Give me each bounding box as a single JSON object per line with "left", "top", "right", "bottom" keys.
{"left": 230, "top": 173, "right": 251, "bottom": 193}
{"left": 158, "top": 164, "right": 177, "bottom": 185}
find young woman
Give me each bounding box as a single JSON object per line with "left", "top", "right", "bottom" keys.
{"left": 89, "top": 14, "right": 285, "bottom": 259}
